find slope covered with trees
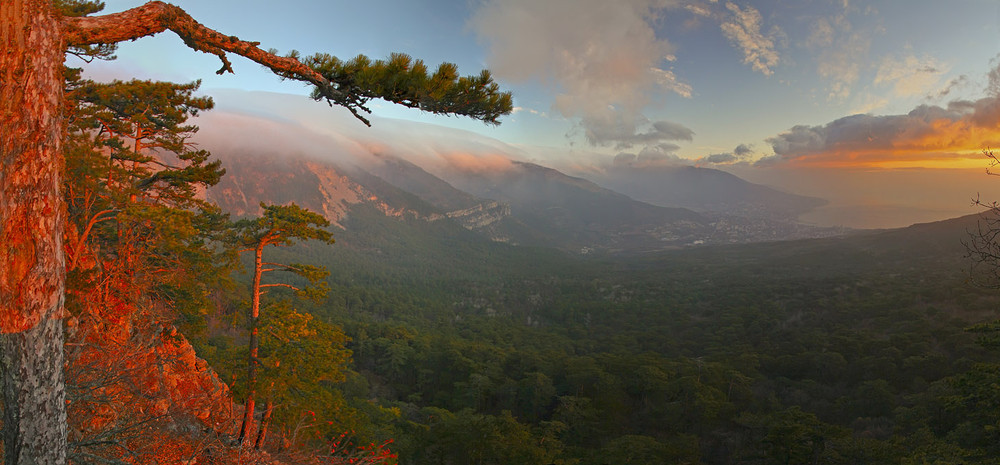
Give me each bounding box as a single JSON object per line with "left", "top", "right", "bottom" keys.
{"left": 1, "top": 1, "right": 510, "bottom": 463}
{"left": 9, "top": 2, "right": 1000, "bottom": 465}
{"left": 244, "top": 211, "right": 1000, "bottom": 464}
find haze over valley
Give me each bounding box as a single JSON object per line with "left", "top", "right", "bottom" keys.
{"left": 34, "top": 1, "right": 1000, "bottom": 463}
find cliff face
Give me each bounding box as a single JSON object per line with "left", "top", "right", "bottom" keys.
{"left": 445, "top": 200, "right": 510, "bottom": 230}
{"left": 434, "top": 200, "right": 513, "bottom": 242}
{"left": 206, "top": 151, "right": 522, "bottom": 247}
{"left": 66, "top": 304, "right": 237, "bottom": 462}
{"left": 207, "top": 151, "right": 426, "bottom": 226}
{"left": 152, "top": 326, "right": 234, "bottom": 429}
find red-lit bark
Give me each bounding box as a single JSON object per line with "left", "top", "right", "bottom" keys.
{"left": 2, "top": 2, "right": 509, "bottom": 461}
{"left": 0, "top": 1, "right": 68, "bottom": 464}
{"left": 238, "top": 242, "right": 265, "bottom": 445}
{"left": 61, "top": 2, "right": 327, "bottom": 86}
{"left": 232, "top": 205, "right": 332, "bottom": 446}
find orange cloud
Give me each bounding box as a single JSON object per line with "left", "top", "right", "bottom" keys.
{"left": 436, "top": 152, "right": 514, "bottom": 174}
{"left": 763, "top": 97, "right": 1000, "bottom": 169}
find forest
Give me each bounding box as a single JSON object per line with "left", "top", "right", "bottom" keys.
{"left": 46, "top": 65, "right": 1000, "bottom": 463}
{"left": 247, "top": 202, "right": 1000, "bottom": 464}
{"left": 7, "top": 1, "right": 1000, "bottom": 465}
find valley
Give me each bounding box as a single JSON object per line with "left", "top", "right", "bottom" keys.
{"left": 198, "top": 146, "right": 1000, "bottom": 463}
{"left": 12, "top": 2, "right": 1000, "bottom": 464}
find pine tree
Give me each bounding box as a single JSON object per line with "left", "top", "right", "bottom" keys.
{"left": 231, "top": 203, "right": 334, "bottom": 446}
{"left": 63, "top": 76, "right": 228, "bottom": 323}
{"left": 252, "top": 302, "right": 352, "bottom": 450}
{"left": 1, "top": 3, "right": 510, "bottom": 463}
{"left": 61, "top": 73, "right": 234, "bottom": 461}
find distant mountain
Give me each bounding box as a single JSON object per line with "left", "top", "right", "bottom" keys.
{"left": 585, "top": 164, "right": 826, "bottom": 220}
{"left": 207, "top": 149, "right": 844, "bottom": 255}
{"left": 361, "top": 154, "right": 521, "bottom": 243}
{"left": 645, "top": 213, "right": 985, "bottom": 282}
{"left": 364, "top": 154, "right": 481, "bottom": 212}
{"left": 206, "top": 150, "right": 438, "bottom": 226}
{"left": 438, "top": 161, "right": 716, "bottom": 253}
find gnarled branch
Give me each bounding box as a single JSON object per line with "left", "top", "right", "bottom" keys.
{"left": 61, "top": 2, "right": 336, "bottom": 93}
{"left": 60, "top": 2, "right": 512, "bottom": 128}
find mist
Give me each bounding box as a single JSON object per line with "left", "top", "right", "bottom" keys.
{"left": 188, "top": 89, "right": 999, "bottom": 230}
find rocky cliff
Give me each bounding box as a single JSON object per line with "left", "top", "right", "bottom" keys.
{"left": 207, "top": 151, "right": 426, "bottom": 226}
{"left": 66, "top": 310, "right": 238, "bottom": 463}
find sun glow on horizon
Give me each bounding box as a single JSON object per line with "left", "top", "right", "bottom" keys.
{"left": 778, "top": 149, "right": 987, "bottom": 170}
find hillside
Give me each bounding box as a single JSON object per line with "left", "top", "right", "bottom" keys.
{"left": 194, "top": 133, "right": 1000, "bottom": 464}
{"left": 229, "top": 204, "right": 1000, "bottom": 464}
{"left": 584, "top": 164, "right": 826, "bottom": 220}
{"left": 208, "top": 149, "right": 842, "bottom": 255}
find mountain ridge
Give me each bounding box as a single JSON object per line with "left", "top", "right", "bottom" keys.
{"left": 207, "top": 148, "right": 847, "bottom": 255}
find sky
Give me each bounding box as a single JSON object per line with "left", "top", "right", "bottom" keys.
{"left": 79, "top": 0, "right": 1000, "bottom": 228}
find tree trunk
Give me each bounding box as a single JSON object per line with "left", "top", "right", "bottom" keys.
{"left": 0, "top": 319, "right": 66, "bottom": 465}
{"left": 253, "top": 398, "right": 273, "bottom": 450}
{"left": 0, "top": 0, "right": 68, "bottom": 464}
{"left": 238, "top": 243, "right": 264, "bottom": 445}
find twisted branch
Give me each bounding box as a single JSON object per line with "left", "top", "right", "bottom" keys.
{"left": 61, "top": 2, "right": 338, "bottom": 95}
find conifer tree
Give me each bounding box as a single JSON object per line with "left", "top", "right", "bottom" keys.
{"left": 231, "top": 202, "right": 335, "bottom": 446}
{"left": 252, "top": 302, "right": 352, "bottom": 450}
{"left": 1, "top": 2, "right": 510, "bottom": 462}
{"left": 61, "top": 74, "right": 233, "bottom": 461}
{"left": 64, "top": 77, "right": 227, "bottom": 312}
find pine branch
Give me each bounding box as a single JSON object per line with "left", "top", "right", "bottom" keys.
{"left": 61, "top": 2, "right": 512, "bottom": 127}
{"left": 259, "top": 283, "right": 300, "bottom": 291}
{"left": 62, "top": 2, "right": 337, "bottom": 96}
{"left": 69, "top": 208, "right": 116, "bottom": 271}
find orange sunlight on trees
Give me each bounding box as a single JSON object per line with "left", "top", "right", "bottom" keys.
{"left": 1, "top": 0, "right": 511, "bottom": 463}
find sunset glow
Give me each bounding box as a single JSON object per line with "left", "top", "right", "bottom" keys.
{"left": 13, "top": 3, "right": 1000, "bottom": 463}
{"left": 79, "top": 0, "right": 1000, "bottom": 228}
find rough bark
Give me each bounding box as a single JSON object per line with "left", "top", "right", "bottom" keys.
{"left": 1, "top": 0, "right": 66, "bottom": 333}
{"left": 238, "top": 244, "right": 264, "bottom": 445}
{"left": 1, "top": 319, "right": 67, "bottom": 465}
{"left": 0, "top": 0, "right": 68, "bottom": 463}
{"left": 61, "top": 2, "right": 328, "bottom": 88}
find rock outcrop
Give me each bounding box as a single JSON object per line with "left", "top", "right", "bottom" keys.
{"left": 445, "top": 200, "right": 511, "bottom": 230}
{"left": 66, "top": 309, "right": 238, "bottom": 462}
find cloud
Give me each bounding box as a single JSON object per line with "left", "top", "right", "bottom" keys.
{"left": 192, "top": 90, "right": 531, "bottom": 180}
{"left": 805, "top": 16, "right": 835, "bottom": 48}
{"left": 470, "top": 0, "right": 695, "bottom": 147}
{"left": 612, "top": 143, "right": 686, "bottom": 167}
{"left": 763, "top": 96, "right": 1000, "bottom": 167}
{"left": 695, "top": 143, "right": 754, "bottom": 165}
{"left": 685, "top": 4, "right": 711, "bottom": 17}
{"left": 934, "top": 75, "right": 970, "bottom": 99}
{"left": 581, "top": 113, "right": 694, "bottom": 149}
{"left": 988, "top": 54, "right": 1000, "bottom": 97}
{"left": 652, "top": 67, "right": 693, "bottom": 98}
{"left": 849, "top": 94, "right": 890, "bottom": 115}
{"left": 435, "top": 152, "right": 515, "bottom": 174}
{"left": 733, "top": 143, "right": 754, "bottom": 157}
{"left": 719, "top": 2, "right": 780, "bottom": 76}
{"left": 192, "top": 111, "right": 372, "bottom": 167}
{"left": 704, "top": 152, "right": 738, "bottom": 164}
{"left": 805, "top": 12, "right": 872, "bottom": 101}
{"left": 613, "top": 152, "right": 638, "bottom": 167}
{"left": 874, "top": 54, "right": 948, "bottom": 98}
{"left": 512, "top": 106, "right": 548, "bottom": 117}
